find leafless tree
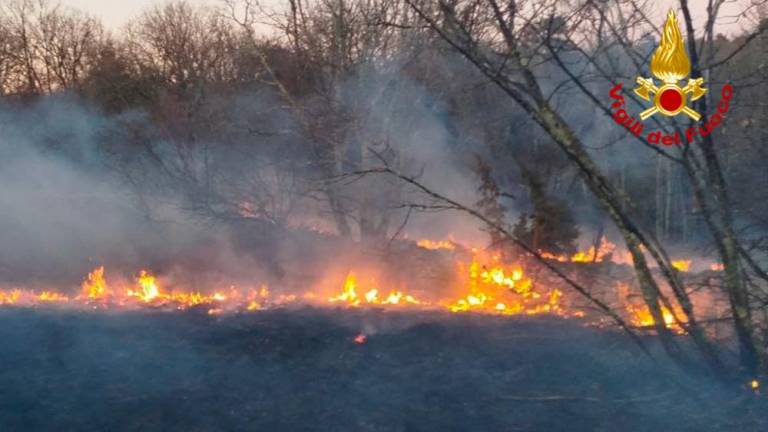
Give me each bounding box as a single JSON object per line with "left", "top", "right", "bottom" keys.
{"left": 0, "top": 0, "right": 103, "bottom": 94}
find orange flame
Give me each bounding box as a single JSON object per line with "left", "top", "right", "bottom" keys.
{"left": 417, "top": 238, "right": 455, "bottom": 251}
{"left": 446, "top": 253, "right": 565, "bottom": 316}
{"left": 541, "top": 238, "right": 617, "bottom": 263}
{"left": 671, "top": 259, "right": 691, "bottom": 272}
{"left": 81, "top": 266, "right": 108, "bottom": 300}
{"left": 328, "top": 272, "right": 421, "bottom": 307}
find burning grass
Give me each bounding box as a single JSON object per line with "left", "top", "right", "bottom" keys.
{"left": 0, "top": 248, "right": 578, "bottom": 317}
{"left": 0, "top": 233, "right": 753, "bottom": 430}
{"left": 0, "top": 240, "right": 712, "bottom": 336}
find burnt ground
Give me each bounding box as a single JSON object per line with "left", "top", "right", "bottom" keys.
{"left": 0, "top": 308, "right": 765, "bottom": 431}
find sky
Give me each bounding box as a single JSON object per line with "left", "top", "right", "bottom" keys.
{"left": 58, "top": 0, "right": 759, "bottom": 35}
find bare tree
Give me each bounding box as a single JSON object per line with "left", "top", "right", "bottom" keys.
{"left": 222, "top": 0, "right": 430, "bottom": 242}
{"left": 402, "top": 0, "right": 736, "bottom": 376}
{"left": 530, "top": 0, "right": 768, "bottom": 377}
{"left": 0, "top": 0, "right": 103, "bottom": 94}
{"left": 126, "top": 1, "right": 237, "bottom": 91}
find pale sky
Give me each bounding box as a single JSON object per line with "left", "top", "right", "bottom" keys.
{"left": 59, "top": 0, "right": 211, "bottom": 28}
{"left": 58, "top": 0, "right": 759, "bottom": 35}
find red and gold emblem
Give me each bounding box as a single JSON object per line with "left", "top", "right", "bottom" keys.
{"left": 634, "top": 10, "right": 707, "bottom": 121}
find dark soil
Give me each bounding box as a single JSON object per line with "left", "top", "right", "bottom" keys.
{"left": 0, "top": 307, "right": 764, "bottom": 431}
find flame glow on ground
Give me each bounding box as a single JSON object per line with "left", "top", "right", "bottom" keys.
{"left": 0, "top": 253, "right": 573, "bottom": 317}
{"left": 539, "top": 238, "right": 619, "bottom": 263}
{"left": 0, "top": 242, "right": 710, "bottom": 333}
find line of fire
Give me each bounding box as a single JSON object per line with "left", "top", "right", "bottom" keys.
{"left": 0, "top": 1, "right": 767, "bottom": 430}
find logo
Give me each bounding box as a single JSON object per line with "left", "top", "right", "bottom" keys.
{"left": 634, "top": 10, "right": 706, "bottom": 121}
{"left": 607, "top": 10, "right": 732, "bottom": 145}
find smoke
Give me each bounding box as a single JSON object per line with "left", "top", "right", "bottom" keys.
{"left": 0, "top": 67, "right": 493, "bottom": 294}
{"left": 0, "top": 95, "right": 280, "bottom": 290}
{"left": 0, "top": 46, "right": 672, "bottom": 294}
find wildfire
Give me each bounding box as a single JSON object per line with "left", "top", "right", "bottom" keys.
{"left": 0, "top": 243, "right": 697, "bottom": 327}
{"left": 671, "top": 260, "right": 691, "bottom": 272}
{"left": 81, "top": 266, "right": 108, "bottom": 299}
{"left": 446, "top": 254, "right": 565, "bottom": 316}
{"left": 626, "top": 303, "right": 685, "bottom": 333}
{"left": 541, "top": 238, "right": 617, "bottom": 263}
{"left": 128, "top": 270, "right": 161, "bottom": 302}
{"left": 0, "top": 242, "right": 585, "bottom": 321}
{"left": 0, "top": 290, "right": 20, "bottom": 305}
{"left": 616, "top": 282, "right": 685, "bottom": 333}
{"left": 672, "top": 260, "right": 691, "bottom": 272}
{"left": 328, "top": 272, "right": 421, "bottom": 307}
{"left": 417, "top": 238, "right": 456, "bottom": 251}
{"left": 38, "top": 291, "right": 69, "bottom": 302}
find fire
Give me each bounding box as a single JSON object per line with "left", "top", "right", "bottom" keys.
{"left": 38, "top": 291, "right": 69, "bottom": 302}
{"left": 328, "top": 272, "right": 362, "bottom": 306}
{"left": 617, "top": 282, "right": 685, "bottom": 333}
{"left": 710, "top": 263, "right": 724, "bottom": 271}
{"left": 541, "top": 238, "right": 617, "bottom": 263}
{"left": 354, "top": 333, "right": 367, "bottom": 344}
{"left": 446, "top": 254, "right": 564, "bottom": 316}
{"left": 417, "top": 238, "right": 455, "bottom": 251}
{"left": 0, "top": 289, "right": 20, "bottom": 305}
{"left": 128, "top": 270, "right": 160, "bottom": 302}
{"left": 81, "top": 266, "right": 108, "bottom": 299}
{"left": 626, "top": 303, "right": 685, "bottom": 334}
{"left": 0, "top": 246, "right": 619, "bottom": 323}
{"left": 671, "top": 260, "right": 691, "bottom": 272}
{"left": 328, "top": 272, "right": 421, "bottom": 307}
{"left": 0, "top": 247, "right": 580, "bottom": 320}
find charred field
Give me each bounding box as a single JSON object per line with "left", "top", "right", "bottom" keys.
{"left": 2, "top": 0, "right": 768, "bottom": 430}
{"left": 0, "top": 307, "right": 765, "bottom": 432}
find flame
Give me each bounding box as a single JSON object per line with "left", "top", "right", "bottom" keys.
{"left": 0, "top": 253, "right": 576, "bottom": 321}
{"left": 650, "top": 10, "right": 691, "bottom": 83}
{"left": 617, "top": 282, "right": 685, "bottom": 334}
{"left": 626, "top": 303, "right": 685, "bottom": 334}
{"left": 446, "top": 253, "right": 565, "bottom": 316}
{"left": 541, "top": 238, "right": 617, "bottom": 263}
{"left": 710, "top": 263, "right": 724, "bottom": 271}
{"left": 671, "top": 259, "right": 691, "bottom": 272}
{"left": 354, "top": 333, "right": 367, "bottom": 344}
{"left": 750, "top": 379, "right": 760, "bottom": 391}
{"left": 0, "top": 289, "right": 21, "bottom": 305}
{"left": 328, "top": 272, "right": 421, "bottom": 307}
{"left": 81, "top": 266, "right": 108, "bottom": 300}
{"left": 417, "top": 238, "right": 455, "bottom": 251}
{"left": 328, "top": 272, "right": 362, "bottom": 306}
{"left": 128, "top": 270, "right": 160, "bottom": 302}
{"left": 625, "top": 301, "right": 685, "bottom": 334}
{"left": 38, "top": 291, "right": 69, "bottom": 303}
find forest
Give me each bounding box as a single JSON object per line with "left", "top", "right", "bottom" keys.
{"left": 1, "top": 0, "right": 768, "bottom": 430}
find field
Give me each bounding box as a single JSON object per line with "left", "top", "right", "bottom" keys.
{"left": 0, "top": 308, "right": 764, "bottom": 431}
